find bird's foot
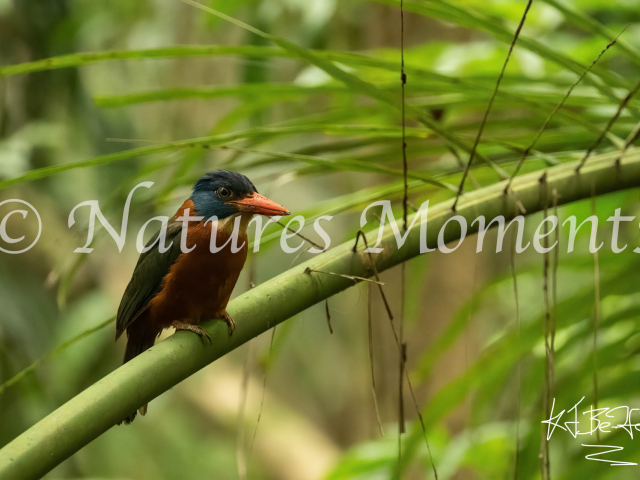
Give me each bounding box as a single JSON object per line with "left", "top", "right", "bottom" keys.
{"left": 172, "top": 320, "right": 212, "bottom": 345}
{"left": 222, "top": 312, "right": 235, "bottom": 337}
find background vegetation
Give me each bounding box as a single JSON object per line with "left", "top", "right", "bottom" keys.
{"left": 1, "top": 0, "right": 640, "bottom": 478}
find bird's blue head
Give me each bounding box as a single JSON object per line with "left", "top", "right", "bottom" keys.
{"left": 190, "top": 170, "right": 289, "bottom": 220}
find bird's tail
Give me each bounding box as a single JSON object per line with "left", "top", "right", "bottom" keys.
{"left": 120, "top": 324, "right": 156, "bottom": 425}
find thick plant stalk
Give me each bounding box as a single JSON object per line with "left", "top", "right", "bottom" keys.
{"left": 2, "top": 151, "right": 640, "bottom": 479}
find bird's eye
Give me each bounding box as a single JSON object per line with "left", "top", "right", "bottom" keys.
{"left": 217, "top": 186, "right": 232, "bottom": 198}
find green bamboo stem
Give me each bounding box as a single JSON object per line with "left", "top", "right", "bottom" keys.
{"left": 1, "top": 151, "right": 640, "bottom": 479}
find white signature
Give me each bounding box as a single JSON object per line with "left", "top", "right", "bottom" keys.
{"left": 543, "top": 397, "right": 639, "bottom": 466}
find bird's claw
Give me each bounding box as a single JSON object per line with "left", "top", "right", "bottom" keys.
{"left": 172, "top": 321, "right": 212, "bottom": 345}
{"left": 223, "top": 312, "right": 236, "bottom": 337}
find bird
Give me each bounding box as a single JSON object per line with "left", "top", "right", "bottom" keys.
{"left": 115, "top": 170, "right": 289, "bottom": 424}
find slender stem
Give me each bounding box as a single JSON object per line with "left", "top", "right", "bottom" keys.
{"left": 591, "top": 186, "right": 601, "bottom": 444}
{"left": 399, "top": 0, "right": 408, "bottom": 455}
{"left": 540, "top": 174, "right": 552, "bottom": 480}
{"left": 510, "top": 222, "right": 522, "bottom": 480}
{"left": 367, "top": 284, "right": 384, "bottom": 436}
{"left": 452, "top": 0, "right": 533, "bottom": 211}
{"left": 505, "top": 26, "right": 627, "bottom": 194}
{"left": 576, "top": 78, "right": 640, "bottom": 172}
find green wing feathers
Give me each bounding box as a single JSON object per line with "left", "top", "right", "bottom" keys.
{"left": 115, "top": 221, "right": 183, "bottom": 339}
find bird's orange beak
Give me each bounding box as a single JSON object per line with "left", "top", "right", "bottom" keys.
{"left": 230, "top": 193, "right": 290, "bottom": 216}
